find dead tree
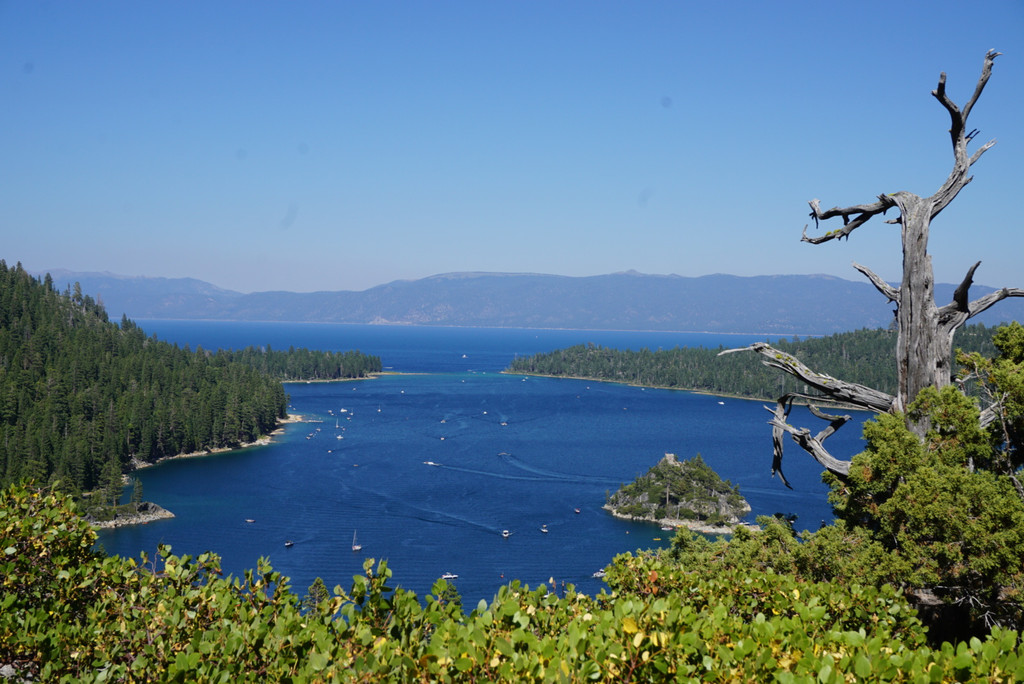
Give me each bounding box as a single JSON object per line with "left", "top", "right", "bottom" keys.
{"left": 721, "top": 50, "right": 1024, "bottom": 487}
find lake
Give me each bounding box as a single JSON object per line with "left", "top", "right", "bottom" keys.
{"left": 97, "top": 321, "right": 868, "bottom": 607}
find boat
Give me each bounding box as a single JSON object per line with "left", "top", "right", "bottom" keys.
{"left": 540, "top": 524, "right": 548, "bottom": 533}
{"left": 574, "top": 508, "right": 581, "bottom": 514}
{"left": 423, "top": 461, "right": 440, "bottom": 466}
{"left": 351, "top": 530, "right": 362, "bottom": 552}
{"left": 502, "top": 530, "right": 510, "bottom": 539}
{"left": 284, "top": 540, "right": 294, "bottom": 548}
{"left": 245, "top": 518, "right": 255, "bottom": 523}
{"left": 441, "top": 572, "right": 459, "bottom": 580}
{"left": 592, "top": 569, "right": 606, "bottom": 579}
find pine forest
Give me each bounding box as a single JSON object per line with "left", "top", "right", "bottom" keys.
{"left": 0, "top": 261, "right": 379, "bottom": 494}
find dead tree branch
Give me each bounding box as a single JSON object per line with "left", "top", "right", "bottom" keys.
{"left": 853, "top": 261, "right": 899, "bottom": 303}
{"left": 719, "top": 343, "right": 896, "bottom": 412}
{"left": 801, "top": 196, "right": 896, "bottom": 245}
{"left": 930, "top": 49, "right": 1000, "bottom": 217}
{"left": 719, "top": 344, "right": 893, "bottom": 480}
{"left": 767, "top": 396, "right": 854, "bottom": 487}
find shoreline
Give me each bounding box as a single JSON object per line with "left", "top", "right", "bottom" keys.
{"left": 102, "top": 415, "right": 306, "bottom": 529}
{"left": 503, "top": 371, "right": 871, "bottom": 410}
{"left": 503, "top": 370, "right": 770, "bottom": 403}
{"left": 91, "top": 502, "right": 175, "bottom": 529}
{"left": 130, "top": 414, "right": 304, "bottom": 471}
{"left": 603, "top": 505, "right": 755, "bottom": 536}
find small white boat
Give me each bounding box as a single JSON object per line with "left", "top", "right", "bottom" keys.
{"left": 284, "top": 540, "right": 294, "bottom": 548}
{"left": 245, "top": 518, "right": 255, "bottom": 524}
{"left": 502, "top": 530, "right": 510, "bottom": 539}
{"left": 540, "top": 524, "right": 548, "bottom": 533}
{"left": 423, "top": 461, "right": 440, "bottom": 466}
{"left": 441, "top": 572, "right": 459, "bottom": 580}
{"left": 351, "top": 530, "right": 362, "bottom": 552}
{"left": 592, "top": 569, "right": 606, "bottom": 579}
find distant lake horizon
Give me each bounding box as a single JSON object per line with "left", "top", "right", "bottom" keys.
{"left": 98, "top": 321, "right": 867, "bottom": 608}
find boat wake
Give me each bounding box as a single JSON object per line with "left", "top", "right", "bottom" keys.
{"left": 495, "top": 452, "right": 619, "bottom": 486}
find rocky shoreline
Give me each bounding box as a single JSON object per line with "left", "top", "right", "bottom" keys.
{"left": 90, "top": 501, "right": 175, "bottom": 529}
{"left": 603, "top": 506, "right": 755, "bottom": 536}
{"left": 92, "top": 415, "right": 304, "bottom": 529}
{"left": 130, "top": 414, "right": 302, "bottom": 472}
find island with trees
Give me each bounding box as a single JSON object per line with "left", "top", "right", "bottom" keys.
{"left": 604, "top": 453, "right": 750, "bottom": 533}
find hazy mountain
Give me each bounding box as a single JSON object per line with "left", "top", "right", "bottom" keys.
{"left": 39, "top": 269, "right": 1024, "bottom": 335}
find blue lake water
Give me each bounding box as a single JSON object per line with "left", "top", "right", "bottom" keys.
{"left": 97, "top": 321, "right": 868, "bottom": 607}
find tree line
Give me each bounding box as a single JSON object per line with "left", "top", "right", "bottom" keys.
{"left": 0, "top": 261, "right": 379, "bottom": 495}
{"left": 217, "top": 345, "right": 381, "bottom": 381}
{"left": 505, "top": 325, "right": 998, "bottom": 400}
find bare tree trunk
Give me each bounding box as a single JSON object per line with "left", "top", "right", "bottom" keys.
{"left": 725, "top": 51, "right": 1024, "bottom": 480}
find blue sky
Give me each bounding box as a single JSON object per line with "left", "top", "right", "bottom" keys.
{"left": 2, "top": 2, "right": 1022, "bottom": 294}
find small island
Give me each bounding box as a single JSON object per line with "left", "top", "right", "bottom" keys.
{"left": 604, "top": 453, "right": 751, "bottom": 534}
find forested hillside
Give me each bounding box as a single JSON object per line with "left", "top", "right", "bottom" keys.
{"left": 0, "top": 261, "right": 291, "bottom": 493}
{"left": 506, "top": 326, "right": 998, "bottom": 399}
{"left": 217, "top": 345, "right": 381, "bottom": 381}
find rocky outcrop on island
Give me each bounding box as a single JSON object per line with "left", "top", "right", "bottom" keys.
{"left": 604, "top": 453, "right": 751, "bottom": 533}
{"left": 90, "top": 501, "right": 175, "bottom": 529}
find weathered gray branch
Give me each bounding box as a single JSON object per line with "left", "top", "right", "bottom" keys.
{"left": 767, "top": 395, "right": 853, "bottom": 483}
{"left": 801, "top": 195, "right": 896, "bottom": 244}
{"left": 929, "top": 50, "right": 1000, "bottom": 218}
{"left": 964, "top": 287, "right": 1024, "bottom": 320}
{"left": 767, "top": 394, "right": 851, "bottom": 487}
{"left": 853, "top": 261, "right": 899, "bottom": 303}
{"left": 937, "top": 261, "right": 1024, "bottom": 330}
{"left": 719, "top": 343, "right": 895, "bottom": 413}
{"left": 719, "top": 343, "right": 891, "bottom": 480}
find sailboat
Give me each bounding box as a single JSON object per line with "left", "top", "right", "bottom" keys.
{"left": 351, "top": 530, "right": 362, "bottom": 552}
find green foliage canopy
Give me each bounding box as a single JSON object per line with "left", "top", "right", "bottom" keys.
{"left": 5, "top": 482, "right": 1024, "bottom": 682}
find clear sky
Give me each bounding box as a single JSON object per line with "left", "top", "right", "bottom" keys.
{"left": 2, "top": 2, "right": 1022, "bottom": 294}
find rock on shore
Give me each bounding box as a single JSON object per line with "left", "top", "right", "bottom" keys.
{"left": 91, "top": 501, "right": 175, "bottom": 529}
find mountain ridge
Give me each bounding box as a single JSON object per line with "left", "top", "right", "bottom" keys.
{"left": 35, "top": 268, "right": 1024, "bottom": 335}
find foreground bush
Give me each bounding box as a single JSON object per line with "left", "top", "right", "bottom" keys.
{"left": 3, "top": 483, "right": 1024, "bottom": 682}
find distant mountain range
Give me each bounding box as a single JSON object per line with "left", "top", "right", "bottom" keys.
{"left": 38, "top": 269, "right": 1024, "bottom": 335}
